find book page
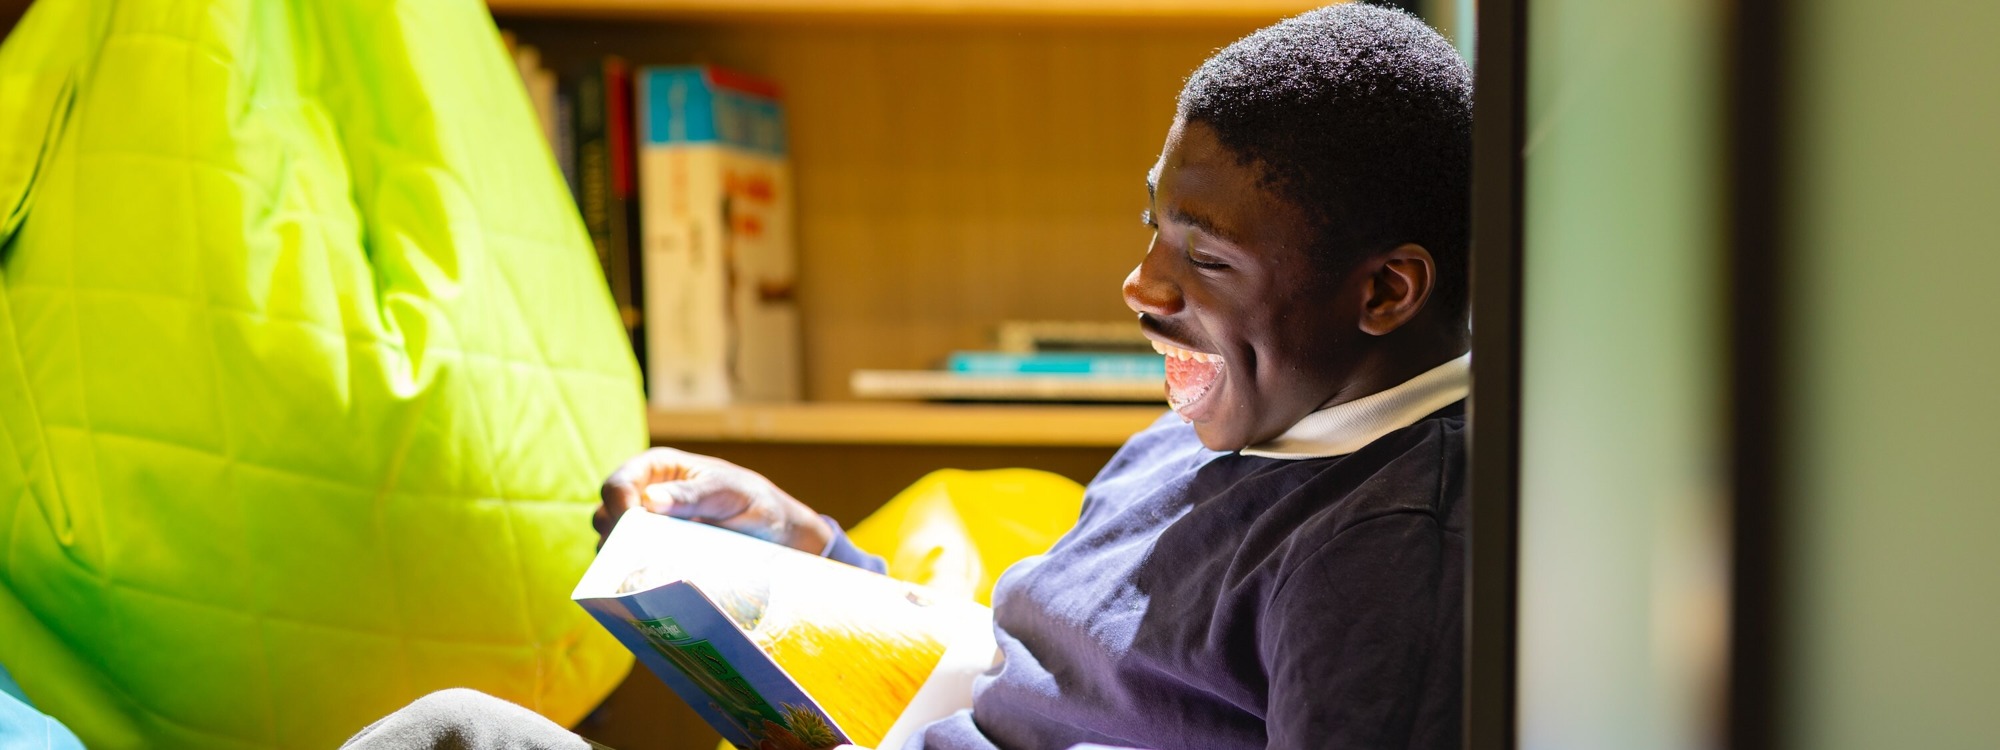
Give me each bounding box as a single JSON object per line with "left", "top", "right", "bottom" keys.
{"left": 577, "top": 510, "right": 992, "bottom": 749}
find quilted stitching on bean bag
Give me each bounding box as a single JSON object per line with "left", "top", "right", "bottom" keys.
{"left": 0, "top": 0, "right": 642, "bottom": 747}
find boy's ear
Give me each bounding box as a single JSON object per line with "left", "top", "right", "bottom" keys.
{"left": 1358, "top": 243, "right": 1437, "bottom": 336}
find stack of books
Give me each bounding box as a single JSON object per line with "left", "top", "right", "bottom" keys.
{"left": 500, "top": 41, "right": 801, "bottom": 408}
{"left": 851, "top": 321, "right": 1166, "bottom": 403}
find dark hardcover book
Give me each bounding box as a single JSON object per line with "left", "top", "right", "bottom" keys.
{"left": 574, "top": 62, "right": 612, "bottom": 275}
{"left": 575, "top": 57, "right": 644, "bottom": 369}
{"left": 556, "top": 85, "right": 578, "bottom": 200}
{"left": 994, "top": 320, "right": 1152, "bottom": 354}
{"left": 609, "top": 57, "right": 645, "bottom": 377}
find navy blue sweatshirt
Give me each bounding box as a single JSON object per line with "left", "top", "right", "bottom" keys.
{"left": 827, "top": 357, "right": 1469, "bottom": 750}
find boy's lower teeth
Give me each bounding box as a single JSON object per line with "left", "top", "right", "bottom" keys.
{"left": 1165, "top": 356, "right": 1225, "bottom": 412}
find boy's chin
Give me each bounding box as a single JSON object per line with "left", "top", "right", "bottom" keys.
{"left": 1189, "top": 420, "right": 1253, "bottom": 453}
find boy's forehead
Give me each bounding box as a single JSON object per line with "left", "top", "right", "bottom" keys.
{"left": 1150, "top": 125, "right": 1261, "bottom": 233}
{"left": 1153, "top": 120, "right": 1259, "bottom": 186}
{"left": 1148, "top": 122, "right": 1213, "bottom": 197}
{"left": 1148, "top": 120, "right": 1326, "bottom": 267}
{"left": 1145, "top": 121, "right": 1184, "bottom": 186}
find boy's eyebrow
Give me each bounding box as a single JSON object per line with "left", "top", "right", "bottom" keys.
{"left": 1146, "top": 177, "right": 1240, "bottom": 244}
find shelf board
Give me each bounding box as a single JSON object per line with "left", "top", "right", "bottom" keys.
{"left": 649, "top": 402, "right": 1167, "bottom": 447}
{"left": 486, "top": 0, "right": 1331, "bottom": 24}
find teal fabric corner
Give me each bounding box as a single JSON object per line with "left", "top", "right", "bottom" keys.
{"left": 0, "top": 665, "right": 85, "bottom": 750}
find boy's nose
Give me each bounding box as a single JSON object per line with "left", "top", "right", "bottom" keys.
{"left": 1123, "top": 236, "right": 1182, "bottom": 317}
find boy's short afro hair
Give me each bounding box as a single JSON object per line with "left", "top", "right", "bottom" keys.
{"left": 1179, "top": 3, "right": 1473, "bottom": 319}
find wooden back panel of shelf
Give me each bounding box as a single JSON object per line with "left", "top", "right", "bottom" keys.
{"left": 500, "top": 18, "right": 1267, "bottom": 399}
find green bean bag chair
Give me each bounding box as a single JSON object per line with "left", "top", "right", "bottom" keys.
{"left": 0, "top": 0, "right": 643, "bottom": 747}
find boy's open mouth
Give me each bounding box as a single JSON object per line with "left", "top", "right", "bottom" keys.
{"left": 1152, "top": 340, "right": 1226, "bottom": 415}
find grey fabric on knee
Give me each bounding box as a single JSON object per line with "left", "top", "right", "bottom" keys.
{"left": 342, "top": 689, "right": 604, "bottom": 750}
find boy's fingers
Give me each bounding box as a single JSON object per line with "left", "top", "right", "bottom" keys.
{"left": 642, "top": 480, "right": 693, "bottom": 515}
{"left": 594, "top": 480, "right": 638, "bottom": 545}
{"left": 597, "top": 451, "right": 678, "bottom": 543}
{"left": 642, "top": 477, "right": 741, "bottom": 520}
{"left": 599, "top": 455, "right": 658, "bottom": 515}
{"left": 591, "top": 504, "right": 617, "bottom": 544}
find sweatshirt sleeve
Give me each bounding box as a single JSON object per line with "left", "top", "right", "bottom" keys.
{"left": 1261, "top": 512, "right": 1461, "bottom": 750}
{"left": 818, "top": 515, "right": 888, "bottom": 575}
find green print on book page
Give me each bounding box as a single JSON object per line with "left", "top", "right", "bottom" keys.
{"left": 632, "top": 618, "right": 786, "bottom": 731}
{"left": 637, "top": 616, "right": 693, "bottom": 642}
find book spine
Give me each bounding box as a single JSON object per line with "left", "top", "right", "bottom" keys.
{"left": 556, "top": 85, "right": 577, "bottom": 199}
{"left": 606, "top": 58, "right": 645, "bottom": 374}
{"left": 573, "top": 58, "right": 647, "bottom": 378}
{"left": 639, "top": 67, "right": 719, "bottom": 406}
{"left": 639, "top": 66, "right": 799, "bottom": 406}
{"left": 513, "top": 44, "right": 560, "bottom": 162}
{"left": 604, "top": 58, "right": 644, "bottom": 364}
{"left": 947, "top": 352, "right": 1166, "bottom": 378}
{"left": 574, "top": 64, "right": 617, "bottom": 304}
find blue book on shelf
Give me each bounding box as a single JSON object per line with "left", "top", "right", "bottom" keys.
{"left": 946, "top": 351, "right": 1166, "bottom": 378}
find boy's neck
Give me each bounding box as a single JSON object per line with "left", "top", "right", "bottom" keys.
{"left": 1321, "top": 325, "right": 1471, "bottom": 411}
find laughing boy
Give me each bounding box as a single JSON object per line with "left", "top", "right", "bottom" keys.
{"left": 351, "top": 5, "right": 1473, "bottom": 749}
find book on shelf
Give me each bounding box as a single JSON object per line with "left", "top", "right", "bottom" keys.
{"left": 851, "top": 369, "right": 1165, "bottom": 403}
{"left": 572, "top": 56, "right": 645, "bottom": 359}
{"left": 497, "top": 30, "right": 651, "bottom": 381}
{"left": 502, "top": 34, "right": 566, "bottom": 185}
{"left": 851, "top": 320, "right": 1167, "bottom": 403}
{"left": 995, "top": 319, "right": 1152, "bottom": 354}
{"left": 638, "top": 65, "right": 802, "bottom": 407}
{"left": 576, "top": 510, "right": 995, "bottom": 750}
{"left": 555, "top": 82, "right": 578, "bottom": 199}
{"left": 946, "top": 350, "right": 1166, "bottom": 378}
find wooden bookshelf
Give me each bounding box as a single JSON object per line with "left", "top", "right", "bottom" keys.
{"left": 488, "top": 0, "right": 1329, "bottom": 24}
{"left": 649, "top": 402, "right": 1165, "bottom": 446}
{"left": 500, "top": 17, "right": 1266, "bottom": 403}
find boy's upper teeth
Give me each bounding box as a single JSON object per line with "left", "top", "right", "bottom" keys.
{"left": 1150, "top": 340, "right": 1223, "bottom": 363}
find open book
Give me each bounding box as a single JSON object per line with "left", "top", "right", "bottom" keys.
{"left": 575, "top": 509, "right": 997, "bottom": 750}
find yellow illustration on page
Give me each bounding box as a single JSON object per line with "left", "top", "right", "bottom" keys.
{"left": 619, "top": 536, "right": 955, "bottom": 748}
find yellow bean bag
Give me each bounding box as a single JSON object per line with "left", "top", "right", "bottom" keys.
{"left": 0, "top": 0, "right": 641, "bottom": 747}
{"left": 848, "top": 468, "right": 1085, "bottom": 606}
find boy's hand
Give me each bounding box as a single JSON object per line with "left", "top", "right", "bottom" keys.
{"left": 596, "top": 447, "right": 833, "bottom": 554}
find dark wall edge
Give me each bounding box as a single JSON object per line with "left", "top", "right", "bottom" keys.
{"left": 1725, "top": 0, "right": 1788, "bottom": 747}
{"left": 1464, "top": 0, "right": 1525, "bottom": 746}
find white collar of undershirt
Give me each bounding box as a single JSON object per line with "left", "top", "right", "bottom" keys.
{"left": 1238, "top": 352, "right": 1470, "bottom": 460}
